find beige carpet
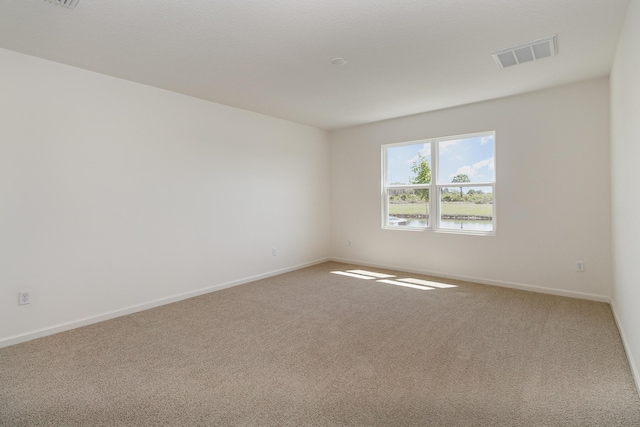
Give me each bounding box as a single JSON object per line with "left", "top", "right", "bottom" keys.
{"left": 1, "top": 261, "right": 639, "bottom": 426}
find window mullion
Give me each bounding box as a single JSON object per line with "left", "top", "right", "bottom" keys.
{"left": 431, "top": 139, "right": 437, "bottom": 229}
{"left": 386, "top": 184, "right": 432, "bottom": 190}
{"left": 440, "top": 182, "right": 494, "bottom": 188}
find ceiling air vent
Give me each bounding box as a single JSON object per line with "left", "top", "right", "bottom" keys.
{"left": 45, "top": 0, "right": 80, "bottom": 9}
{"left": 492, "top": 35, "right": 557, "bottom": 69}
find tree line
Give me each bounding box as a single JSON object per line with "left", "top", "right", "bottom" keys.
{"left": 389, "top": 154, "right": 492, "bottom": 205}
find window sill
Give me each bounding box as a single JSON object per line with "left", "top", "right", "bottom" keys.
{"left": 382, "top": 225, "right": 496, "bottom": 237}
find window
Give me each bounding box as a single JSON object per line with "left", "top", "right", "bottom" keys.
{"left": 382, "top": 131, "right": 495, "bottom": 234}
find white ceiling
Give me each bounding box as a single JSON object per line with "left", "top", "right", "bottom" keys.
{"left": 0, "top": 0, "right": 630, "bottom": 130}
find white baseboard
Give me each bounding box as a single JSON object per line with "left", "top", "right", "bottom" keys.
{"left": 329, "top": 257, "right": 611, "bottom": 303}
{"left": 610, "top": 301, "right": 640, "bottom": 397}
{"left": 0, "top": 257, "right": 330, "bottom": 349}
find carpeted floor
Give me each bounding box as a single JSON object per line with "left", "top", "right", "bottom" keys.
{"left": 1, "top": 261, "right": 639, "bottom": 426}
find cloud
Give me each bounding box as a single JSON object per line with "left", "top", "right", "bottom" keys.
{"left": 406, "top": 143, "right": 431, "bottom": 164}
{"left": 473, "top": 157, "right": 494, "bottom": 171}
{"left": 452, "top": 156, "right": 494, "bottom": 180}
{"left": 454, "top": 165, "right": 475, "bottom": 177}
{"left": 439, "top": 139, "right": 459, "bottom": 154}
{"left": 479, "top": 136, "right": 492, "bottom": 146}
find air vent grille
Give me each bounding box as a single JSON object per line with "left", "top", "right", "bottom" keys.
{"left": 492, "top": 35, "right": 557, "bottom": 69}
{"left": 45, "top": 0, "right": 80, "bottom": 9}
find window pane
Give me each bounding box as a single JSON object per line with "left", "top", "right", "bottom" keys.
{"left": 439, "top": 186, "right": 493, "bottom": 232}
{"left": 387, "top": 188, "right": 429, "bottom": 227}
{"left": 386, "top": 142, "right": 431, "bottom": 185}
{"left": 437, "top": 134, "right": 495, "bottom": 184}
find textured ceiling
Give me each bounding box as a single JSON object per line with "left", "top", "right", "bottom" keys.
{"left": 0, "top": 0, "right": 630, "bottom": 130}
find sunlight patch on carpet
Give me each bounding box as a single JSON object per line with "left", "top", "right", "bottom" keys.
{"left": 347, "top": 270, "right": 396, "bottom": 279}
{"left": 398, "top": 278, "right": 458, "bottom": 289}
{"left": 331, "top": 269, "right": 457, "bottom": 291}
{"left": 331, "top": 271, "right": 377, "bottom": 280}
{"left": 377, "top": 279, "right": 434, "bottom": 290}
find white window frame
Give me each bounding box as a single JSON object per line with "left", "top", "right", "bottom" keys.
{"left": 381, "top": 131, "right": 496, "bottom": 236}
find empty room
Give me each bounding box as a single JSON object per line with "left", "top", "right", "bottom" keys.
{"left": 2, "top": 0, "right": 640, "bottom": 425}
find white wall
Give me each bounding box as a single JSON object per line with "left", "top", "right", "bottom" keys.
{"left": 611, "top": 0, "right": 640, "bottom": 392}
{"left": 330, "top": 78, "right": 612, "bottom": 300}
{"left": 0, "top": 48, "right": 330, "bottom": 346}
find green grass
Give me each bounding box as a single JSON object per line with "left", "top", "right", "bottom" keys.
{"left": 440, "top": 202, "right": 492, "bottom": 217}
{"left": 389, "top": 203, "right": 428, "bottom": 216}
{"left": 390, "top": 202, "right": 492, "bottom": 217}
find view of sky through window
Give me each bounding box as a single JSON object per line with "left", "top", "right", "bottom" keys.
{"left": 386, "top": 135, "right": 494, "bottom": 185}
{"left": 438, "top": 135, "right": 494, "bottom": 184}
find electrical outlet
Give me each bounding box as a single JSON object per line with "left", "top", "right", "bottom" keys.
{"left": 348, "top": 240, "right": 352, "bottom": 247}
{"left": 19, "top": 290, "right": 31, "bottom": 305}
{"left": 272, "top": 247, "right": 277, "bottom": 256}
{"left": 576, "top": 261, "right": 584, "bottom": 272}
